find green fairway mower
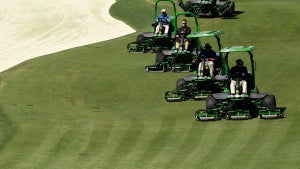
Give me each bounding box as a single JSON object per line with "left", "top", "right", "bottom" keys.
{"left": 145, "top": 12, "right": 202, "bottom": 72}
{"left": 165, "top": 30, "right": 227, "bottom": 101}
{"left": 178, "top": 0, "right": 235, "bottom": 17}
{"left": 165, "top": 73, "right": 227, "bottom": 101}
{"left": 194, "top": 46, "right": 286, "bottom": 121}
{"left": 127, "top": 0, "right": 177, "bottom": 53}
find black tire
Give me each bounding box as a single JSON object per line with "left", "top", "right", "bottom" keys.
{"left": 137, "top": 34, "right": 144, "bottom": 41}
{"left": 186, "top": 1, "right": 192, "bottom": 11}
{"left": 176, "top": 78, "right": 186, "bottom": 90}
{"left": 145, "top": 66, "right": 149, "bottom": 72}
{"left": 155, "top": 53, "right": 166, "bottom": 65}
{"left": 127, "top": 44, "right": 131, "bottom": 52}
{"left": 142, "top": 47, "right": 146, "bottom": 53}
{"left": 194, "top": 111, "right": 201, "bottom": 121}
{"left": 226, "top": 114, "right": 231, "bottom": 120}
{"left": 256, "top": 87, "right": 260, "bottom": 93}
{"left": 231, "top": 2, "right": 235, "bottom": 16}
{"left": 206, "top": 96, "right": 217, "bottom": 110}
{"left": 250, "top": 105, "right": 259, "bottom": 118}
{"left": 225, "top": 4, "right": 234, "bottom": 16}
{"left": 279, "top": 112, "right": 284, "bottom": 118}
{"left": 263, "top": 95, "right": 276, "bottom": 108}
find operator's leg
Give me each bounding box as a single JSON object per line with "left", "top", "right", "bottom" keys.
{"left": 164, "top": 25, "right": 169, "bottom": 35}
{"left": 175, "top": 41, "right": 180, "bottom": 51}
{"left": 230, "top": 80, "right": 236, "bottom": 94}
{"left": 207, "top": 61, "right": 215, "bottom": 77}
{"left": 155, "top": 25, "right": 160, "bottom": 35}
{"left": 241, "top": 80, "right": 247, "bottom": 94}
{"left": 184, "top": 40, "right": 189, "bottom": 51}
{"left": 175, "top": 37, "right": 182, "bottom": 51}
{"left": 198, "top": 61, "right": 204, "bottom": 76}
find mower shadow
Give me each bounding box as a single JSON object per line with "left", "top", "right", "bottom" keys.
{"left": 221, "top": 11, "right": 245, "bottom": 19}
{"left": 188, "top": 11, "right": 245, "bottom": 19}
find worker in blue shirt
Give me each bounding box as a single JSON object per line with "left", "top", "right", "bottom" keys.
{"left": 155, "top": 9, "right": 170, "bottom": 35}
{"left": 198, "top": 43, "right": 217, "bottom": 77}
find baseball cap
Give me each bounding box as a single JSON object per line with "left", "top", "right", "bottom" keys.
{"left": 205, "top": 43, "right": 212, "bottom": 48}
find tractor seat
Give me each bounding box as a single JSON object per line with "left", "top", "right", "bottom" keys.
{"left": 171, "top": 33, "right": 176, "bottom": 39}
{"left": 191, "top": 0, "right": 213, "bottom": 3}
{"left": 142, "top": 32, "right": 155, "bottom": 38}
{"left": 162, "top": 49, "right": 173, "bottom": 56}
{"left": 212, "top": 93, "right": 228, "bottom": 100}
{"left": 216, "top": 0, "right": 227, "bottom": 5}
{"left": 215, "top": 74, "right": 228, "bottom": 81}
{"left": 250, "top": 93, "right": 266, "bottom": 99}
{"left": 191, "top": 0, "right": 202, "bottom": 3}
{"left": 192, "top": 49, "right": 199, "bottom": 56}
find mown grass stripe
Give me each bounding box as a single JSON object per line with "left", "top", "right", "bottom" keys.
{"left": 194, "top": 120, "right": 262, "bottom": 169}
{"left": 230, "top": 120, "right": 292, "bottom": 169}
{"left": 134, "top": 116, "right": 177, "bottom": 169}
{"left": 176, "top": 122, "right": 224, "bottom": 168}
{"left": 164, "top": 121, "right": 203, "bottom": 168}
{"left": 100, "top": 118, "right": 145, "bottom": 169}
{"left": 0, "top": 0, "right": 299, "bottom": 168}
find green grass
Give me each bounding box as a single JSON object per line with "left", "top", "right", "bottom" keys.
{"left": 0, "top": 0, "right": 299, "bottom": 168}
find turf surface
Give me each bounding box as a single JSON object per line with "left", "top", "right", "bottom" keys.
{"left": 0, "top": 0, "right": 299, "bottom": 168}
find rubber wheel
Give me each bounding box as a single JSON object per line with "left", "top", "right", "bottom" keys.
{"left": 231, "top": 2, "right": 235, "bottom": 16}
{"left": 263, "top": 95, "right": 276, "bottom": 108}
{"left": 279, "top": 112, "right": 284, "bottom": 118}
{"left": 176, "top": 78, "right": 186, "bottom": 90}
{"left": 127, "top": 44, "right": 131, "bottom": 52}
{"left": 145, "top": 66, "right": 149, "bottom": 72}
{"left": 155, "top": 53, "right": 166, "bottom": 65}
{"left": 194, "top": 111, "right": 200, "bottom": 121}
{"left": 225, "top": 5, "right": 233, "bottom": 16}
{"left": 137, "top": 34, "right": 144, "bottom": 41}
{"left": 206, "top": 96, "right": 216, "bottom": 110}
{"left": 186, "top": 1, "right": 192, "bottom": 11}
{"left": 226, "top": 114, "right": 231, "bottom": 120}
{"left": 250, "top": 105, "right": 259, "bottom": 118}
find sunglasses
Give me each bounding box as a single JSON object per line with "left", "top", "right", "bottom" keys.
{"left": 182, "top": 22, "right": 186, "bottom": 24}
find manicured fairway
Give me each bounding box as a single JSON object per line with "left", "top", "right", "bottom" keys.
{"left": 0, "top": 0, "right": 299, "bottom": 168}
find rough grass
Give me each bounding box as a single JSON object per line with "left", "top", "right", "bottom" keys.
{"left": 0, "top": 0, "right": 299, "bottom": 168}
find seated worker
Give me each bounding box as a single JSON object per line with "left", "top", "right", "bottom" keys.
{"left": 155, "top": 9, "right": 171, "bottom": 36}
{"left": 197, "top": 43, "right": 217, "bottom": 77}
{"left": 175, "top": 19, "right": 191, "bottom": 52}
{"left": 229, "top": 59, "right": 248, "bottom": 95}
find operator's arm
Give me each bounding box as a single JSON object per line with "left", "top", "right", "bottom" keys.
{"left": 157, "top": 14, "right": 162, "bottom": 22}
{"left": 229, "top": 66, "right": 237, "bottom": 79}
{"left": 166, "top": 15, "right": 171, "bottom": 23}
{"left": 206, "top": 51, "right": 217, "bottom": 61}
{"left": 186, "top": 27, "right": 192, "bottom": 35}
{"left": 176, "top": 27, "right": 183, "bottom": 38}
{"left": 241, "top": 66, "right": 248, "bottom": 80}
{"left": 244, "top": 67, "right": 248, "bottom": 74}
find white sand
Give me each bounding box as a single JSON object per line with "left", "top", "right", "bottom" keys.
{"left": 0, "top": 0, "right": 135, "bottom": 72}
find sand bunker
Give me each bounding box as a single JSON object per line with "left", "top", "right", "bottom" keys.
{"left": 0, "top": 0, "right": 135, "bottom": 72}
